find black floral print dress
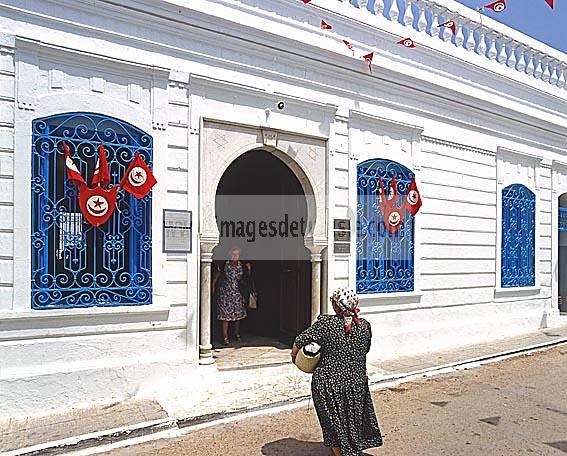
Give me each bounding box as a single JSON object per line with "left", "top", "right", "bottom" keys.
{"left": 216, "top": 261, "right": 247, "bottom": 321}
{"left": 294, "top": 315, "right": 383, "bottom": 455}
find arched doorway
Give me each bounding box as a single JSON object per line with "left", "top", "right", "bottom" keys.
{"left": 211, "top": 150, "right": 312, "bottom": 346}
{"left": 558, "top": 193, "right": 567, "bottom": 313}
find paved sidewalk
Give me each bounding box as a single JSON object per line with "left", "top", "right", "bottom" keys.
{"left": 2, "top": 326, "right": 567, "bottom": 455}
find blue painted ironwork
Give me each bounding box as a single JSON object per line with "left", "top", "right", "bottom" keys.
{"left": 559, "top": 207, "right": 567, "bottom": 232}
{"left": 356, "top": 159, "right": 415, "bottom": 294}
{"left": 501, "top": 184, "right": 535, "bottom": 288}
{"left": 31, "top": 113, "right": 153, "bottom": 309}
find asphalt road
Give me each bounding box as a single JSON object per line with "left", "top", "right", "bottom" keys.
{"left": 111, "top": 345, "right": 567, "bottom": 456}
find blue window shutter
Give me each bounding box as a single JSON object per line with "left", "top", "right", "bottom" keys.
{"left": 501, "top": 184, "right": 535, "bottom": 288}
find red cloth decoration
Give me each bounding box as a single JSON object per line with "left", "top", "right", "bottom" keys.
{"left": 404, "top": 177, "right": 422, "bottom": 216}
{"left": 120, "top": 152, "right": 157, "bottom": 199}
{"left": 343, "top": 40, "right": 354, "bottom": 55}
{"left": 397, "top": 38, "right": 416, "bottom": 48}
{"left": 485, "top": 0, "right": 506, "bottom": 12}
{"left": 363, "top": 52, "right": 374, "bottom": 72}
{"left": 438, "top": 20, "right": 457, "bottom": 35}
{"left": 92, "top": 144, "right": 111, "bottom": 188}
{"left": 62, "top": 142, "right": 86, "bottom": 190}
{"left": 78, "top": 185, "right": 119, "bottom": 227}
{"left": 382, "top": 176, "right": 405, "bottom": 234}
{"left": 320, "top": 20, "right": 332, "bottom": 30}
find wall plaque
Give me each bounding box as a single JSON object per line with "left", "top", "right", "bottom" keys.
{"left": 163, "top": 209, "right": 192, "bottom": 253}
{"left": 334, "top": 219, "right": 350, "bottom": 230}
{"left": 333, "top": 243, "right": 351, "bottom": 254}
{"left": 334, "top": 230, "right": 351, "bottom": 242}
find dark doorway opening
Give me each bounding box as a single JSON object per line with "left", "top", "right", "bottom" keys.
{"left": 211, "top": 150, "right": 312, "bottom": 348}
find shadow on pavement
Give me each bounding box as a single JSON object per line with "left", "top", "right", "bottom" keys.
{"left": 261, "top": 438, "right": 374, "bottom": 456}
{"left": 261, "top": 438, "right": 328, "bottom": 455}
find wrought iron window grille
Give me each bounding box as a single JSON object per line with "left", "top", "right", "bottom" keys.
{"left": 501, "top": 184, "right": 536, "bottom": 288}
{"left": 31, "top": 113, "right": 153, "bottom": 309}
{"left": 356, "top": 159, "right": 415, "bottom": 294}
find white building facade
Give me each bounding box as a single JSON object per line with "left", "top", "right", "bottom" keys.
{"left": 0, "top": 0, "right": 566, "bottom": 419}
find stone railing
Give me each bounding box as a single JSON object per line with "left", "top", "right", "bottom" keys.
{"left": 340, "top": 0, "right": 566, "bottom": 90}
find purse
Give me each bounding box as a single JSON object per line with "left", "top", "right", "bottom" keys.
{"left": 294, "top": 342, "right": 321, "bottom": 374}
{"left": 248, "top": 291, "right": 258, "bottom": 310}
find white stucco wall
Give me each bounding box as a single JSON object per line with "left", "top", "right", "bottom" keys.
{"left": 0, "top": 0, "right": 565, "bottom": 418}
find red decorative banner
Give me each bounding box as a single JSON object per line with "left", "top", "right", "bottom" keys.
{"left": 404, "top": 177, "right": 422, "bottom": 216}
{"left": 363, "top": 52, "right": 374, "bottom": 72}
{"left": 397, "top": 38, "right": 416, "bottom": 48}
{"left": 92, "top": 143, "right": 111, "bottom": 188}
{"left": 485, "top": 0, "right": 506, "bottom": 12}
{"left": 78, "top": 185, "right": 119, "bottom": 227}
{"left": 120, "top": 152, "right": 157, "bottom": 200}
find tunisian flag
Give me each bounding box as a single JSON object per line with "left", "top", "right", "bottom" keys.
{"left": 62, "top": 141, "right": 86, "bottom": 190}
{"left": 383, "top": 176, "right": 405, "bottom": 234}
{"left": 404, "top": 177, "right": 422, "bottom": 216}
{"left": 78, "top": 185, "right": 119, "bottom": 227}
{"left": 92, "top": 144, "right": 111, "bottom": 188}
{"left": 120, "top": 152, "right": 157, "bottom": 199}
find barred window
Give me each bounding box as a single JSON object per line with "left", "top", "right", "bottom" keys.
{"left": 31, "top": 113, "right": 153, "bottom": 309}
{"left": 501, "top": 184, "right": 535, "bottom": 288}
{"left": 356, "top": 159, "right": 415, "bottom": 294}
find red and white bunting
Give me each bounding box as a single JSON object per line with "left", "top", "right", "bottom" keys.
{"left": 485, "top": 0, "right": 506, "bottom": 12}
{"left": 437, "top": 20, "right": 457, "bottom": 35}
{"left": 397, "top": 38, "right": 416, "bottom": 48}
{"left": 320, "top": 20, "right": 332, "bottom": 30}
{"left": 363, "top": 52, "right": 374, "bottom": 72}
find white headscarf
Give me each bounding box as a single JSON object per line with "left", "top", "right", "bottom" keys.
{"left": 331, "top": 288, "right": 361, "bottom": 334}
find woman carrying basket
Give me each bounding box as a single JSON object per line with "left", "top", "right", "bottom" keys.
{"left": 291, "top": 288, "right": 383, "bottom": 456}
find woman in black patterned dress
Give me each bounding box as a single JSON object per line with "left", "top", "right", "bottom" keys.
{"left": 291, "top": 288, "right": 383, "bottom": 456}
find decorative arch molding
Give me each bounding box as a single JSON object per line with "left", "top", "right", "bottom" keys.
{"left": 200, "top": 121, "right": 327, "bottom": 250}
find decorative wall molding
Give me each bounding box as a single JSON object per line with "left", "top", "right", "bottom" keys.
{"left": 422, "top": 135, "right": 495, "bottom": 157}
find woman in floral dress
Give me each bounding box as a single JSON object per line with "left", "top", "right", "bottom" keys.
{"left": 292, "top": 288, "right": 383, "bottom": 456}
{"left": 212, "top": 246, "right": 251, "bottom": 345}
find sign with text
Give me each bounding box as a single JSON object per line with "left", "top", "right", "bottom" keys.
{"left": 163, "top": 210, "right": 192, "bottom": 253}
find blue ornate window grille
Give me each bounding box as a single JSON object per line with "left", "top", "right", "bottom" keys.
{"left": 31, "top": 113, "right": 153, "bottom": 309}
{"left": 356, "top": 159, "right": 415, "bottom": 294}
{"left": 501, "top": 184, "right": 535, "bottom": 288}
{"left": 559, "top": 207, "right": 567, "bottom": 232}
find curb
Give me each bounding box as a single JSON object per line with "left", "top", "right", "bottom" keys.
{"left": 8, "top": 336, "right": 567, "bottom": 456}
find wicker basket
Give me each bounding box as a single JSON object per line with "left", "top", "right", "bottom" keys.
{"left": 294, "top": 347, "right": 321, "bottom": 373}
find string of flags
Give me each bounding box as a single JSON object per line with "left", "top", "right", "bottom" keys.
{"left": 379, "top": 176, "right": 422, "bottom": 234}
{"left": 301, "top": 0, "right": 554, "bottom": 71}
{"left": 63, "top": 141, "right": 157, "bottom": 227}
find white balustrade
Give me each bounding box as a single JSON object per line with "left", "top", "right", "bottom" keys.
{"left": 402, "top": 0, "right": 414, "bottom": 26}
{"left": 541, "top": 56, "right": 551, "bottom": 82}
{"left": 558, "top": 64, "right": 567, "bottom": 89}
{"left": 506, "top": 42, "right": 517, "bottom": 68}
{"left": 454, "top": 19, "right": 465, "bottom": 47}
{"left": 334, "top": 0, "right": 566, "bottom": 90}
{"left": 388, "top": 0, "right": 400, "bottom": 22}
{"left": 525, "top": 48, "right": 536, "bottom": 75}
{"left": 533, "top": 52, "right": 544, "bottom": 78}
{"left": 415, "top": 1, "right": 427, "bottom": 32}
{"left": 476, "top": 27, "right": 487, "bottom": 57}
{"left": 487, "top": 33, "right": 498, "bottom": 60}
{"left": 515, "top": 44, "right": 527, "bottom": 72}
{"left": 463, "top": 24, "right": 477, "bottom": 51}
{"left": 549, "top": 59, "right": 559, "bottom": 85}
{"left": 373, "top": 0, "right": 385, "bottom": 16}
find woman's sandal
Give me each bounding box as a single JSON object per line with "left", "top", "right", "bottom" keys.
{"left": 223, "top": 337, "right": 229, "bottom": 345}
{"left": 235, "top": 334, "right": 241, "bottom": 342}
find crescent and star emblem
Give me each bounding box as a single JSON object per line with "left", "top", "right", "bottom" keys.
{"left": 389, "top": 211, "right": 401, "bottom": 227}
{"left": 407, "top": 190, "right": 419, "bottom": 205}
{"left": 128, "top": 167, "right": 147, "bottom": 187}
{"left": 86, "top": 195, "right": 109, "bottom": 217}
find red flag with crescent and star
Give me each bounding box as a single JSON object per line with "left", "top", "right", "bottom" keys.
{"left": 404, "top": 177, "right": 422, "bottom": 216}
{"left": 484, "top": 0, "right": 506, "bottom": 12}
{"left": 120, "top": 152, "right": 157, "bottom": 199}
{"left": 78, "top": 185, "right": 119, "bottom": 227}
{"left": 62, "top": 142, "right": 87, "bottom": 190}
{"left": 545, "top": 0, "right": 553, "bottom": 8}
{"left": 382, "top": 176, "right": 405, "bottom": 234}
{"left": 438, "top": 20, "right": 457, "bottom": 35}
{"left": 92, "top": 144, "right": 111, "bottom": 188}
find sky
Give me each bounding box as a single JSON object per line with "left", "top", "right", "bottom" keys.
{"left": 454, "top": 0, "right": 567, "bottom": 53}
